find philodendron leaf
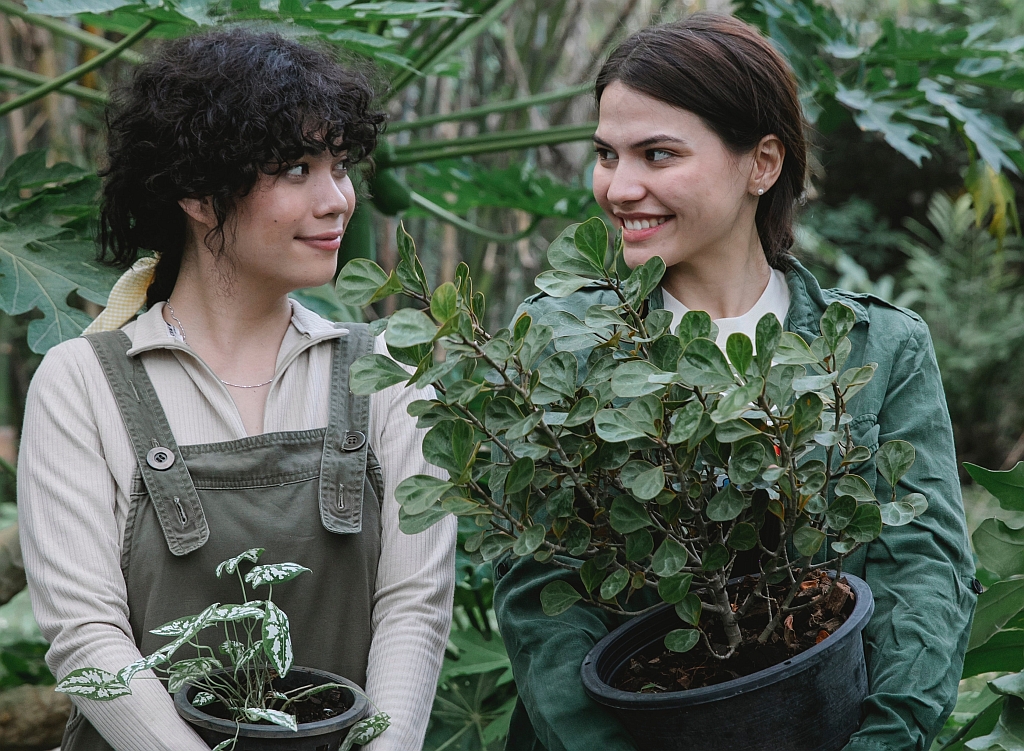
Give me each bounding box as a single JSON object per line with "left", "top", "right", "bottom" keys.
{"left": 243, "top": 708, "right": 298, "bottom": 732}
{"left": 540, "top": 580, "right": 582, "bottom": 616}
{"left": 167, "top": 657, "right": 223, "bottom": 694}
{"left": 384, "top": 308, "right": 437, "bottom": 348}
{"left": 664, "top": 629, "right": 700, "bottom": 653}
{"left": 395, "top": 475, "right": 453, "bottom": 516}
{"left": 841, "top": 446, "right": 873, "bottom": 466}
{"left": 215, "top": 548, "right": 265, "bottom": 578}
{"left": 56, "top": 668, "right": 132, "bottom": 700}
{"left": 537, "top": 351, "right": 578, "bottom": 398}
{"left": 625, "top": 530, "right": 654, "bottom": 561}
{"left": 876, "top": 440, "right": 916, "bottom": 488}
{"left": 974, "top": 519, "right": 1024, "bottom": 579}
{"left": 340, "top": 713, "right": 392, "bottom": 751}
{"left": 652, "top": 538, "right": 688, "bottom": 577}
{"left": 845, "top": 504, "right": 883, "bottom": 543}
{"left": 245, "top": 563, "right": 311, "bottom": 589}
{"left": 965, "top": 462, "right": 1024, "bottom": 512}
{"left": 263, "top": 601, "right": 294, "bottom": 677}
{"left": 211, "top": 740, "right": 236, "bottom": 751}
{"left": 336, "top": 258, "right": 390, "bottom": 306}
{"left": 350, "top": 354, "right": 410, "bottom": 394}
{"left": 838, "top": 364, "right": 876, "bottom": 398}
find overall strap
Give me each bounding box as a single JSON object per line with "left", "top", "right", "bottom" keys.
{"left": 85, "top": 331, "right": 209, "bottom": 556}
{"left": 319, "top": 324, "right": 375, "bottom": 534}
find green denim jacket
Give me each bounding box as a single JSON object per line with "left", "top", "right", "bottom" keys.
{"left": 493, "top": 258, "right": 978, "bottom": 751}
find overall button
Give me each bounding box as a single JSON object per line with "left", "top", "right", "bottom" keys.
{"left": 342, "top": 431, "right": 366, "bottom": 451}
{"left": 146, "top": 446, "right": 175, "bottom": 470}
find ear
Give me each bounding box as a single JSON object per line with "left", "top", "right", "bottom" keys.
{"left": 748, "top": 135, "right": 786, "bottom": 197}
{"left": 178, "top": 196, "right": 216, "bottom": 228}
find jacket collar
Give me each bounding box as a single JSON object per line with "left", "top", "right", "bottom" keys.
{"left": 123, "top": 297, "right": 350, "bottom": 358}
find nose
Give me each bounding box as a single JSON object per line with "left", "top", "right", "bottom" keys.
{"left": 313, "top": 169, "right": 350, "bottom": 219}
{"left": 602, "top": 159, "right": 647, "bottom": 207}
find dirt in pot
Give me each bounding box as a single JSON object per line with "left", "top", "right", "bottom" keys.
{"left": 612, "top": 572, "right": 856, "bottom": 694}
{"left": 198, "top": 674, "right": 353, "bottom": 723}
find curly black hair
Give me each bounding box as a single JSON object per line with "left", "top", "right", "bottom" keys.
{"left": 99, "top": 29, "right": 385, "bottom": 306}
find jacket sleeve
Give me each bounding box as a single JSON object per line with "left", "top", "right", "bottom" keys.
{"left": 494, "top": 556, "right": 638, "bottom": 751}
{"left": 844, "top": 319, "right": 977, "bottom": 751}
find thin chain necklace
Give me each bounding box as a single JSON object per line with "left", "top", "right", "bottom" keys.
{"left": 165, "top": 302, "right": 274, "bottom": 389}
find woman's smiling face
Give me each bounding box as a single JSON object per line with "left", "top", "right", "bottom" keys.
{"left": 592, "top": 81, "right": 760, "bottom": 271}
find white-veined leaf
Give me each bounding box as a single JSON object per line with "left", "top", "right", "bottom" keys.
{"left": 211, "top": 603, "right": 266, "bottom": 622}
{"left": 211, "top": 740, "right": 236, "bottom": 751}
{"left": 192, "top": 691, "right": 216, "bottom": 707}
{"left": 215, "top": 548, "right": 265, "bottom": 578}
{"left": 157, "top": 602, "right": 221, "bottom": 658}
{"left": 340, "top": 713, "right": 392, "bottom": 751}
{"left": 116, "top": 652, "right": 169, "bottom": 685}
{"left": 243, "top": 707, "right": 298, "bottom": 732}
{"left": 167, "top": 657, "right": 223, "bottom": 693}
{"left": 55, "top": 667, "right": 132, "bottom": 700}
{"left": 263, "top": 601, "right": 294, "bottom": 677}
{"left": 245, "top": 563, "right": 312, "bottom": 589}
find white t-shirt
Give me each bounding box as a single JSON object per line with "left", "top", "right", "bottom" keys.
{"left": 661, "top": 268, "right": 790, "bottom": 350}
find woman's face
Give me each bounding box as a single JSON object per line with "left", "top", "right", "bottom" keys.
{"left": 592, "top": 81, "right": 760, "bottom": 271}
{"left": 218, "top": 150, "right": 355, "bottom": 293}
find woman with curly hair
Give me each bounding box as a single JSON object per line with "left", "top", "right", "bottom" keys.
{"left": 17, "top": 30, "right": 455, "bottom": 751}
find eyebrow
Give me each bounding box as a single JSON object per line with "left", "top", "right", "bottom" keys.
{"left": 592, "top": 134, "right": 689, "bottom": 150}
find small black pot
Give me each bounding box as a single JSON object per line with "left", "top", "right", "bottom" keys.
{"left": 581, "top": 573, "right": 875, "bottom": 751}
{"left": 174, "top": 666, "right": 368, "bottom": 751}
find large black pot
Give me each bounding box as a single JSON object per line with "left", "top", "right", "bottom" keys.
{"left": 581, "top": 573, "right": 875, "bottom": 751}
{"left": 174, "top": 666, "right": 368, "bottom": 751}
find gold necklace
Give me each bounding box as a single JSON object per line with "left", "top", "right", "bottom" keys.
{"left": 165, "top": 302, "right": 274, "bottom": 389}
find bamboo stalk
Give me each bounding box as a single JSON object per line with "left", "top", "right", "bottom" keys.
{"left": 0, "top": 0, "right": 144, "bottom": 64}
{"left": 0, "top": 17, "right": 155, "bottom": 116}
{"left": 0, "top": 61, "right": 106, "bottom": 103}
{"left": 388, "top": 82, "right": 591, "bottom": 132}
{"left": 383, "top": 122, "right": 596, "bottom": 166}
{"left": 0, "top": 12, "right": 26, "bottom": 155}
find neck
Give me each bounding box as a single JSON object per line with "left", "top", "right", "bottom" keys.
{"left": 660, "top": 225, "right": 772, "bottom": 320}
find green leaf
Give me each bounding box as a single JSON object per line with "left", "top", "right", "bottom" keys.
{"left": 537, "top": 352, "right": 578, "bottom": 398}
{"left": 726, "top": 333, "right": 753, "bottom": 376}
{"left": 835, "top": 88, "right": 930, "bottom": 167}
{"left": 683, "top": 338, "right": 736, "bottom": 390}
{"left": 970, "top": 579, "right": 1024, "bottom": 652}
{"left": 563, "top": 521, "right": 592, "bottom": 556}
{"left": 340, "top": 713, "right": 392, "bottom": 751}
{"left": 116, "top": 652, "right": 170, "bottom": 686}
{"left": 245, "top": 562, "right": 311, "bottom": 589}
{"left": 729, "top": 442, "right": 766, "bottom": 485}
{"left": 820, "top": 302, "right": 857, "bottom": 350}
{"left": 879, "top": 501, "right": 916, "bottom": 526}
{"left": 711, "top": 378, "right": 764, "bottom": 423}
{"left": 677, "top": 310, "right": 712, "bottom": 345}
{"left": 398, "top": 504, "right": 452, "bottom": 534}
{"left": 545, "top": 487, "right": 574, "bottom": 518}
{"left": 841, "top": 446, "right": 873, "bottom": 466}
{"left": 564, "top": 396, "right": 599, "bottom": 427}
{"left": 624, "top": 463, "right": 665, "bottom": 501}
{"left": 838, "top": 364, "right": 876, "bottom": 398}
{"left": 600, "top": 568, "right": 629, "bottom": 600}
{"left": 658, "top": 573, "right": 693, "bottom": 604}
{"left": 385, "top": 307, "right": 438, "bottom": 348}
{"left": 350, "top": 354, "right": 409, "bottom": 394}
{"left": 243, "top": 707, "right": 298, "bottom": 732}
{"left": 664, "top": 628, "right": 700, "bottom": 653}
{"left": 547, "top": 227, "right": 603, "bottom": 276}
{"left": 701, "top": 543, "right": 729, "bottom": 571}
{"left": 904, "top": 492, "right": 929, "bottom": 516}
{"left": 706, "top": 485, "right": 747, "bottom": 522}
{"left": 625, "top": 529, "right": 654, "bottom": 562}
{"left": 845, "top": 504, "right": 883, "bottom": 543}
{"left": 791, "top": 392, "right": 824, "bottom": 436}
{"left": 336, "top": 258, "right": 390, "bottom": 306}
{"left": 430, "top": 282, "right": 458, "bottom": 321}
{"left": 652, "top": 538, "right": 688, "bottom": 577}
{"left": 754, "top": 313, "right": 782, "bottom": 373}
{"left": 611, "top": 360, "right": 667, "bottom": 398}
{"left": 674, "top": 593, "right": 702, "bottom": 626}
{"left": 262, "top": 601, "right": 293, "bottom": 677}
{"left": 793, "top": 526, "right": 826, "bottom": 556}
{"left": 594, "top": 410, "right": 647, "bottom": 443}
{"left": 835, "top": 474, "right": 876, "bottom": 503}
{"left": 167, "top": 657, "right": 223, "bottom": 694}
{"left": 728, "top": 522, "right": 758, "bottom": 550}
{"left": 774, "top": 332, "right": 818, "bottom": 365}
{"left": 668, "top": 400, "right": 704, "bottom": 444}
{"left": 215, "top": 548, "right": 265, "bottom": 578}
{"left": 540, "top": 580, "right": 582, "bottom": 616}
{"left": 534, "top": 270, "right": 596, "bottom": 298}
{"left": 622, "top": 256, "right": 666, "bottom": 308}
{"left": 520, "top": 323, "right": 553, "bottom": 369}
{"left": 485, "top": 397, "right": 525, "bottom": 431}
{"left": 609, "top": 496, "right": 653, "bottom": 533}
{"left": 876, "top": 440, "right": 916, "bottom": 488}
{"left": 825, "top": 495, "right": 857, "bottom": 531}
{"left": 395, "top": 475, "right": 453, "bottom": 515}
{"left": 506, "top": 457, "right": 535, "bottom": 494}
{"left": 56, "top": 667, "right": 132, "bottom": 701}
{"left": 573, "top": 217, "right": 608, "bottom": 272}
{"left": 513, "top": 524, "right": 546, "bottom": 556}
{"left": 965, "top": 463, "right": 1024, "bottom": 512}
{"left": 974, "top": 519, "right": 1024, "bottom": 579}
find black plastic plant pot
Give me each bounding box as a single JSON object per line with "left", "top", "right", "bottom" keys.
{"left": 580, "top": 573, "right": 875, "bottom": 751}
{"left": 174, "top": 666, "right": 368, "bottom": 751}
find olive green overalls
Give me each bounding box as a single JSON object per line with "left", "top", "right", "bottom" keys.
{"left": 61, "top": 325, "right": 384, "bottom": 750}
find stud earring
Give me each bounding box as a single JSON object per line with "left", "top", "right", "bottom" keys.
{"left": 757, "top": 188, "right": 765, "bottom": 196}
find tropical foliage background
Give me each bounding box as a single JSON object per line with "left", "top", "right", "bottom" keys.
{"left": 0, "top": 0, "right": 1024, "bottom": 747}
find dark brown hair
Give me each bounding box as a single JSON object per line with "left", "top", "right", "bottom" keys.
{"left": 99, "top": 29, "right": 384, "bottom": 307}
{"left": 596, "top": 13, "right": 807, "bottom": 267}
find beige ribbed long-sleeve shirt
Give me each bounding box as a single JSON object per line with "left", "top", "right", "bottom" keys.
{"left": 18, "top": 300, "right": 456, "bottom": 751}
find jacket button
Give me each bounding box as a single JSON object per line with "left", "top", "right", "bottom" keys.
{"left": 342, "top": 431, "right": 366, "bottom": 451}
{"left": 496, "top": 561, "right": 510, "bottom": 579}
{"left": 972, "top": 578, "right": 985, "bottom": 594}
{"left": 146, "top": 447, "right": 175, "bottom": 471}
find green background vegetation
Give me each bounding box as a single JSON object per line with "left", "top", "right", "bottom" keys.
{"left": 2, "top": 0, "right": 1024, "bottom": 747}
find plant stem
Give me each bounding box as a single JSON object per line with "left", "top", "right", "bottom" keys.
{"left": 383, "top": 123, "right": 596, "bottom": 167}
{"left": 0, "top": 62, "right": 106, "bottom": 104}
{"left": 409, "top": 192, "right": 542, "bottom": 242}
{"left": 0, "top": 0, "right": 144, "bottom": 64}
{"left": 0, "top": 18, "right": 156, "bottom": 116}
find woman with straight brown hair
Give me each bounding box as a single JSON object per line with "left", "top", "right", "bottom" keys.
{"left": 494, "top": 13, "right": 976, "bottom": 751}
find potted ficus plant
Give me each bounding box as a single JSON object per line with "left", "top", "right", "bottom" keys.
{"left": 337, "top": 218, "right": 927, "bottom": 751}
{"left": 54, "top": 548, "right": 390, "bottom": 751}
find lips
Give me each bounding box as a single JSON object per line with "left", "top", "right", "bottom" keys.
{"left": 297, "top": 230, "right": 343, "bottom": 252}
{"left": 618, "top": 215, "right": 672, "bottom": 242}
